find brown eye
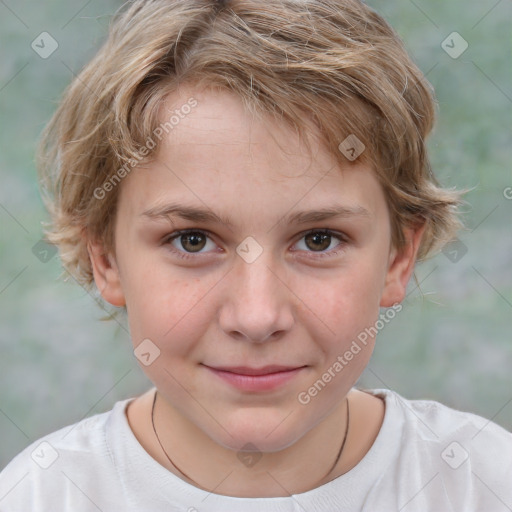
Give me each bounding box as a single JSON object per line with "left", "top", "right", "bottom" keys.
{"left": 164, "top": 229, "right": 219, "bottom": 261}
{"left": 178, "top": 232, "right": 207, "bottom": 252}
{"left": 304, "top": 232, "right": 333, "bottom": 251}
{"left": 292, "top": 229, "right": 347, "bottom": 259}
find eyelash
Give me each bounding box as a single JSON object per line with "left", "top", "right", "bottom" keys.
{"left": 162, "top": 229, "right": 348, "bottom": 261}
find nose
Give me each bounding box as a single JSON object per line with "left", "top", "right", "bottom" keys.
{"left": 218, "top": 254, "right": 295, "bottom": 343}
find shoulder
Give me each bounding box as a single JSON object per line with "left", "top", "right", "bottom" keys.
{"left": 382, "top": 389, "right": 512, "bottom": 452}
{"left": 367, "top": 388, "right": 512, "bottom": 511}
{"left": 0, "top": 398, "right": 132, "bottom": 511}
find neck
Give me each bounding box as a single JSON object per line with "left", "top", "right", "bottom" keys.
{"left": 126, "top": 387, "right": 385, "bottom": 498}
{"left": 149, "top": 390, "right": 351, "bottom": 497}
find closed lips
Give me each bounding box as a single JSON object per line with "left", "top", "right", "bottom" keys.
{"left": 203, "top": 365, "right": 306, "bottom": 376}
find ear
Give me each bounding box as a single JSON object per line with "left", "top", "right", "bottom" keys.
{"left": 380, "top": 223, "right": 426, "bottom": 307}
{"left": 87, "top": 240, "right": 126, "bottom": 307}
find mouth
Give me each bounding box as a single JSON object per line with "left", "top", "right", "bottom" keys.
{"left": 203, "top": 365, "right": 306, "bottom": 376}
{"left": 201, "top": 364, "right": 307, "bottom": 392}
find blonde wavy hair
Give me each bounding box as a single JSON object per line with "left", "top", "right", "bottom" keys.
{"left": 38, "top": 0, "right": 463, "bottom": 288}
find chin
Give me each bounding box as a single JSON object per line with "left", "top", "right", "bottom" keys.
{"left": 206, "top": 410, "right": 308, "bottom": 454}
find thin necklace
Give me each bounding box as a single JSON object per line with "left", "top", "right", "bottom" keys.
{"left": 151, "top": 389, "right": 350, "bottom": 487}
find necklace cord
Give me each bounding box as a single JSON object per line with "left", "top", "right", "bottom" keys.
{"left": 151, "top": 390, "right": 195, "bottom": 483}
{"left": 150, "top": 389, "right": 350, "bottom": 487}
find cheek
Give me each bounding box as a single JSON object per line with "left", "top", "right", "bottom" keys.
{"left": 124, "top": 267, "right": 216, "bottom": 350}
{"left": 295, "top": 261, "right": 385, "bottom": 338}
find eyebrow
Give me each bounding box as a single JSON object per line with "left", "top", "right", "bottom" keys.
{"left": 140, "top": 202, "right": 371, "bottom": 226}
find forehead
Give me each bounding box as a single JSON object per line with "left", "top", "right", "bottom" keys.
{"left": 118, "top": 84, "right": 386, "bottom": 224}
{"left": 156, "top": 84, "right": 332, "bottom": 179}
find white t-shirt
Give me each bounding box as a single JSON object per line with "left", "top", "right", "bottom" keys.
{"left": 1, "top": 388, "right": 511, "bottom": 511}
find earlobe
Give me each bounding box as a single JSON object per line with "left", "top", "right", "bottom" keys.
{"left": 87, "top": 240, "right": 126, "bottom": 307}
{"left": 380, "top": 224, "right": 426, "bottom": 308}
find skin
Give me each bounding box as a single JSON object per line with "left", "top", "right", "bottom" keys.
{"left": 88, "top": 84, "right": 424, "bottom": 498}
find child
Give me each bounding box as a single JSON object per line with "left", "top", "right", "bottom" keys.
{"left": 1, "top": 0, "right": 511, "bottom": 510}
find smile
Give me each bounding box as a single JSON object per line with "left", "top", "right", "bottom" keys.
{"left": 202, "top": 365, "right": 307, "bottom": 392}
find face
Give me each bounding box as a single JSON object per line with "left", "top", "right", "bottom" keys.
{"left": 90, "top": 85, "right": 419, "bottom": 453}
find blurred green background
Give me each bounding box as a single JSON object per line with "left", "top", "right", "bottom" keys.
{"left": 1, "top": 0, "right": 511, "bottom": 469}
